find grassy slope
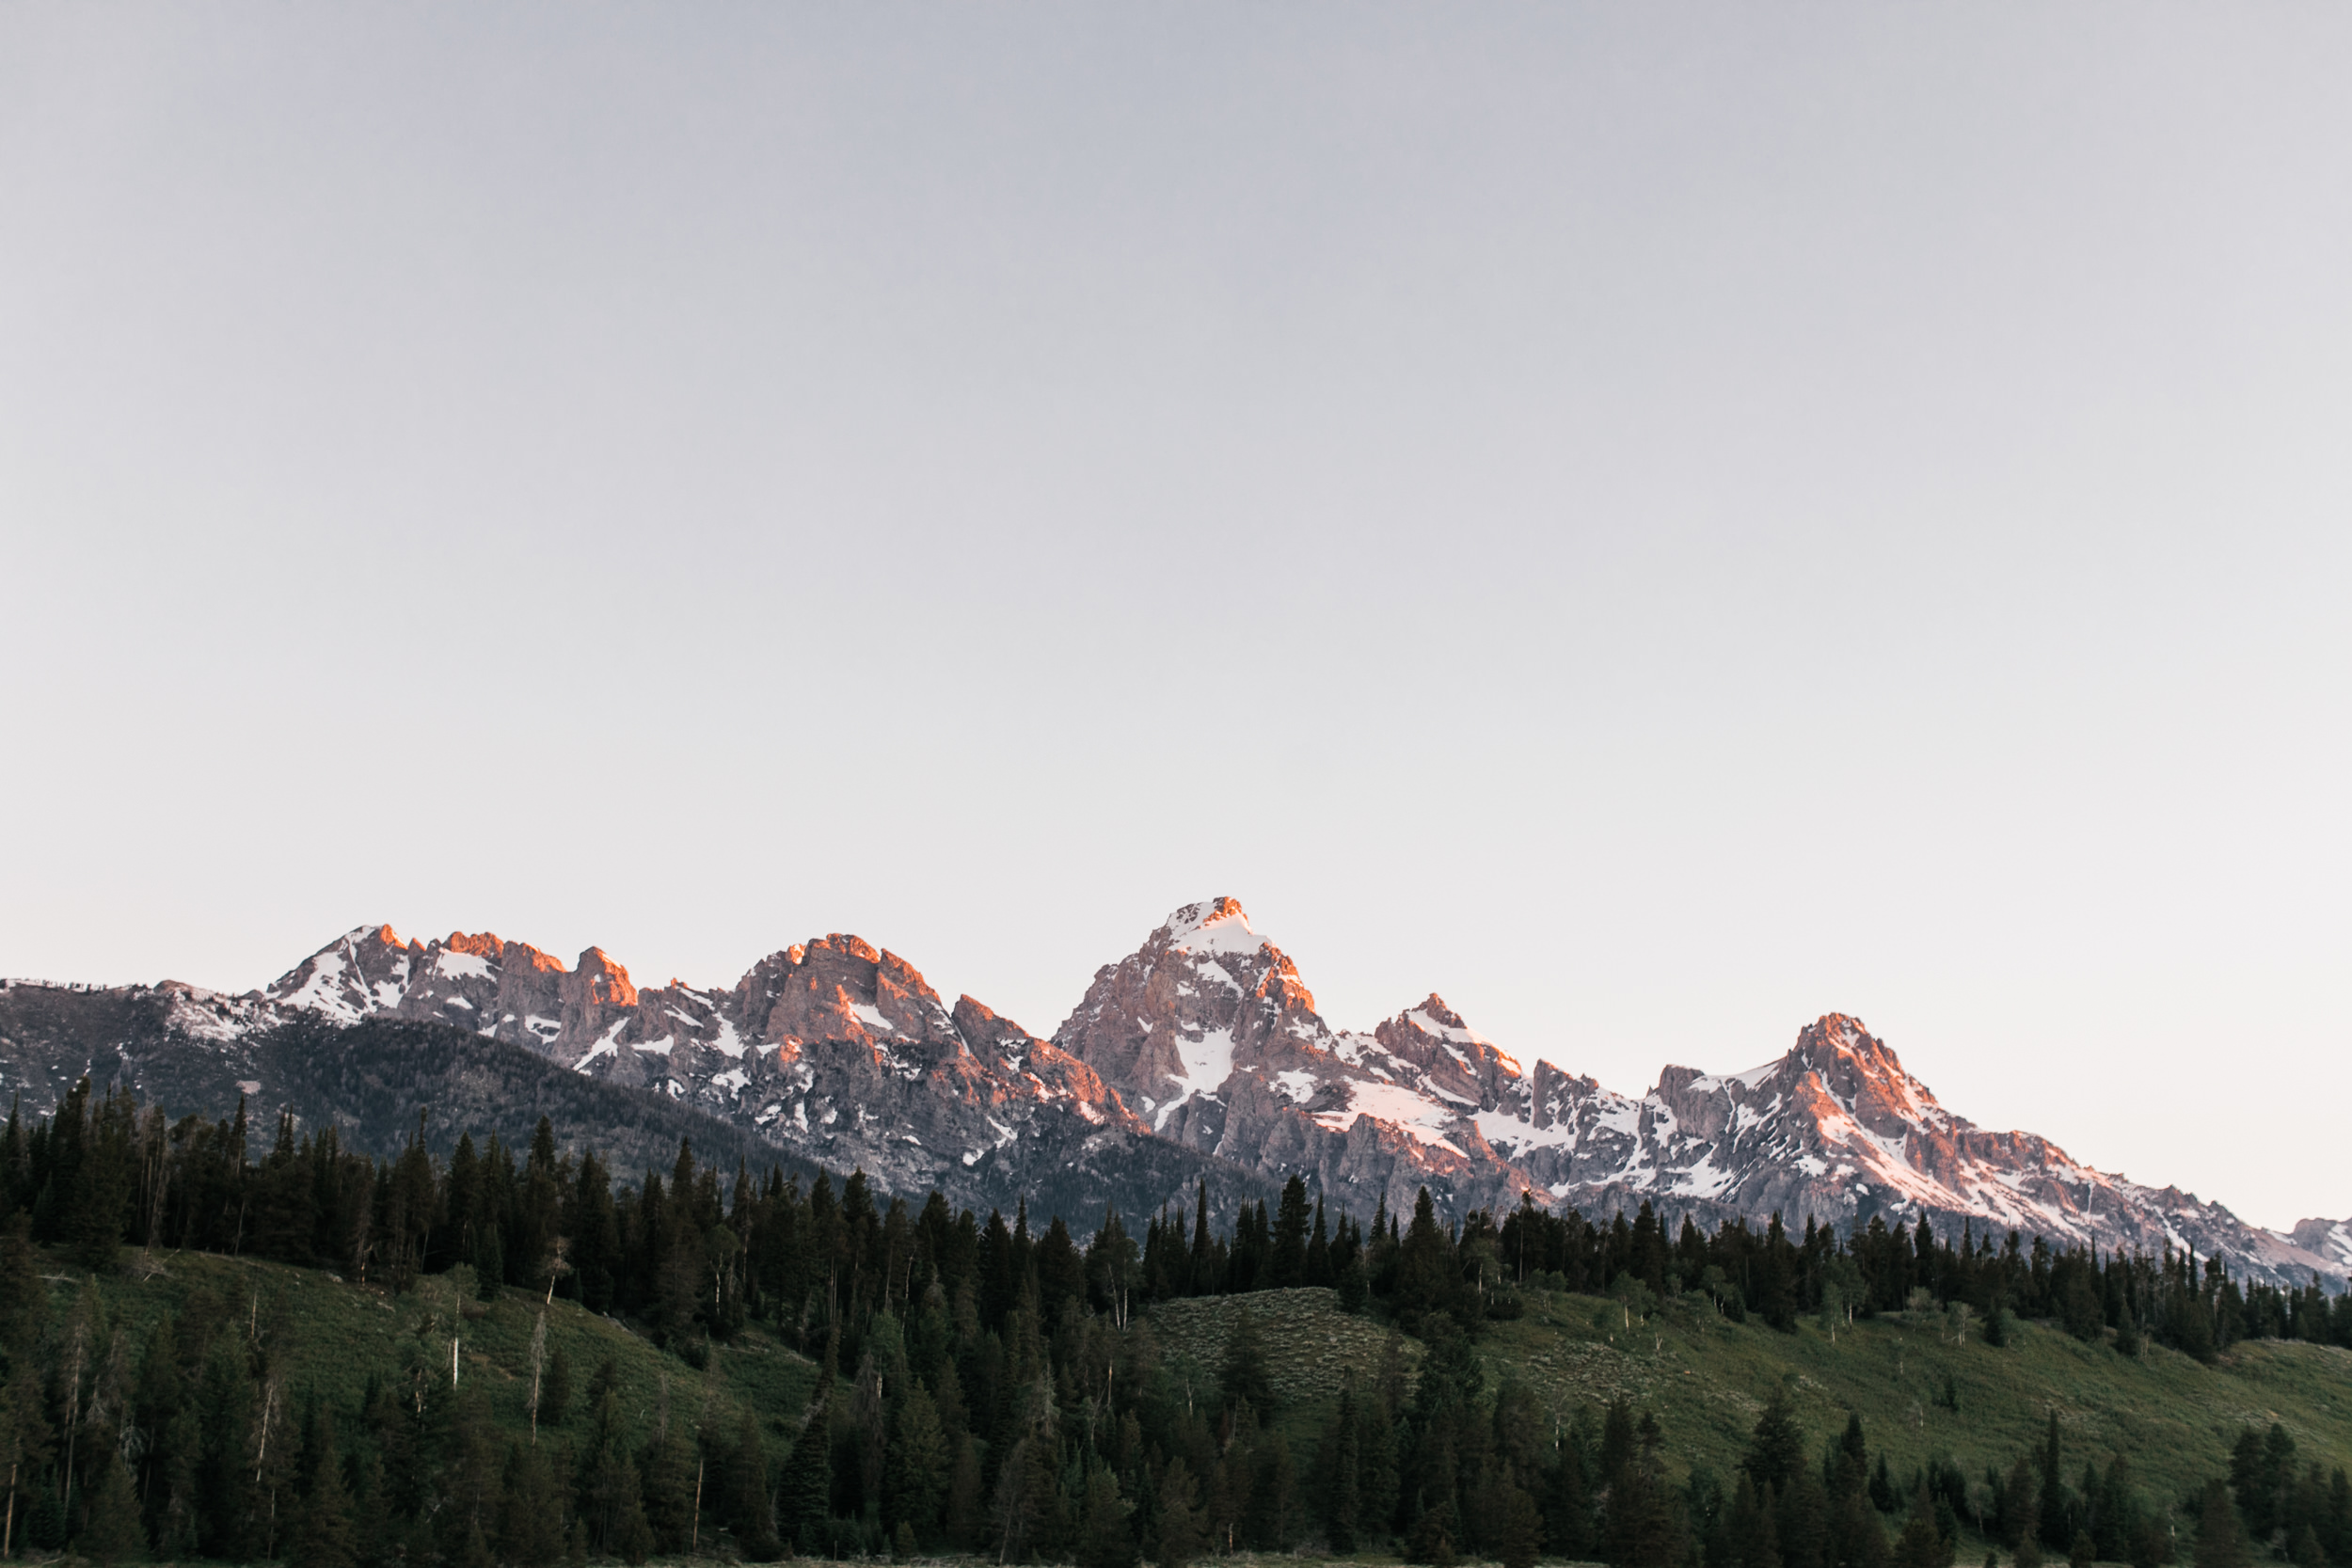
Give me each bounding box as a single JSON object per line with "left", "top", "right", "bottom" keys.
{"left": 1140, "top": 1288, "right": 2352, "bottom": 1513}
{"left": 49, "top": 1248, "right": 821, "bottom": 1465}
{"left": 53, "top": 1258, "right": 2352, "bottom": 1549}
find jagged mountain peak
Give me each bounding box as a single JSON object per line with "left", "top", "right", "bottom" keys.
{"left": 117, "top": 902, "right": 2349, "bottom": 1289}
{"left": 1771, "top": 1012, "right": 1944, "bottom": 1130}
{"left": 1158, "top": 897, "right": 1267, "bottom": 957}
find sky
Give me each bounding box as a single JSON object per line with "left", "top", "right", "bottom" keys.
{"left": 4, "top": 5, "right": 2348, "bottom": 1231}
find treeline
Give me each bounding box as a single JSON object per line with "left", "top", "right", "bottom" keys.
{"left": 1492, "top": 1202, "right": 2352, "bottom": 1363}
{"left": 12, "top": 1077, "right": 2343, "bottom": 1364}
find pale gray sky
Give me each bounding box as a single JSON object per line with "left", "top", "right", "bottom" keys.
{"left": 5, "top": 5, "right": 2348, "bottom": 1229}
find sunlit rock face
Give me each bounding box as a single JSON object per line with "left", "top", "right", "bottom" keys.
{"left": 13, "top": 897, "right": 2328, "bottom": 1285}
{"left": 244, "top": 923, "right": 1237, "bottom": 1220}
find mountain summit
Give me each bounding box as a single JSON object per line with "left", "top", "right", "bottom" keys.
{"left": 1, "top": 897, "right": 2335, "bottom": 1287}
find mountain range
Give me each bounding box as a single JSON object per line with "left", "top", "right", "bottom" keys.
{"left": 2, "top": 896, "right": 2340, "bottom": 1287}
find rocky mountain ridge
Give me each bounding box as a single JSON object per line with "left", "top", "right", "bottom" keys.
{"left": 5, "top": 896, "right": 2341, "bottom": 1287}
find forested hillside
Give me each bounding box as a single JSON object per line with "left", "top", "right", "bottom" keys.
{"left": 3, "top": 1077, "right": 2348, "bottom": 1567}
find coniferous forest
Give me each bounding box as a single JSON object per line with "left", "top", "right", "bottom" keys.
{"left": 2, "top": 1076, "right": 2346, "bottom": 1567}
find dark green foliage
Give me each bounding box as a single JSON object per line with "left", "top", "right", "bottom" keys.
{"left": 500, "top": 1441, "right": 566, "bottom": 1568}
{"left": 1745, "top": 1387, "right": 1808, "bottom": 1497}
{"left": 1155, "top": 1458, "right": 1206, "bottom": 1568}
{"left": 1219, "top": 1306, "right": 1275, "bottom": 1414}
{"left": 776, "top": 1402, "right": 833, "bottom": 1554}
{"left": 2196, "top": 1481, "right": 2250, "bottom": 1568}
{"left": 78, "top": 1459, "right": 146, "bottom": 1565}
{"left": 1078, "top": 1466, "right": 1136, "bottom": 1568}
{"left": 294, "top": 1410, "right": 358, "bottom": 1568}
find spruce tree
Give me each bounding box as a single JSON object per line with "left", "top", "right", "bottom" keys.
{"left": 1156, "top": 1458, "right": 1207, "bottom": 1568}
{"left": 1321, "top": 1388, "right": 1361, "bottom": 1552}
{"left": 293, "top": 1411, "right": 358, "bottom": 1568}
{"left": 638, "top": 1410, "right": 697, "bottom": 1553}
{"left": 1078, "top": 1466, "right": 1138, "bottom": 1568}
{"left": 1724, "top": 1473, "right": 1780, "bottom": 1568}
{"left": 1893, "top": 1481, "right": 1948, "bottom": 1568}
{"left": 0, "top": 1359, "right": 54, "bottom": 1559}
{"left": 612, "top": 1462, "right": 655, "bottom": 1566}
{"left": 539, "top": 1344, "right": 572, "bottom": 1431}
{"left": 2196, "top": 1481, "right": 2251, "bottom": 1568}
{"left": 1492, "top": 1482, "right": 1544, "bottom": 1568}
{"left": 722, "top": 1405, "right": 780, "bottom": 1560}
{"left": 1544, "top": 1423, "right": 1592, "bottom": 1561}
{"left": 1745, "top": 1389, "right": 1807, "bottom": 1497}
{"left": 885, "top": 1382, "right": 949, "bottom": 1543}
{"left": 501, "top": 1440, "right": 567, "bottom": 1568}
{"left": 1219, "top": 1307, "right": 1275, "bottom": 1415}
{"left": 777, "top": 1402, "right": 834, "bottom": 1554}
{"left": 77, "top": 1461, "right": 146, "bottom": 1566}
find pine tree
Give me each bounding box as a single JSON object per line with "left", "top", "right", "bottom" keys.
{"left": 1220, "top": 1307, "right": 1275, "bottom": 1414}
{"left": 639, "top": 1407, "right": 697, "bottom": 1553}
{"left": 293, "top": 1410, "right": 358, "bottom": 1568}
{"left": 1545, "top": 1422, "right": 1592, "bottom": 1561}
{"left": 612, "top": 1462, "right": 655, "bottom": 1566}
{"left": 0, "top": 1358, "right": 54, "bottom": 1559}
{"left": 1270, "top": 1177, "right": 1311, "bottom": 1288}
{"left": 1078, "top": 1466, "right": 1138, "bottom": 1568}
{"left": 1724, "top": 1473, "right": 1780, "bottom": 1568}
{"left": 721, "top": 1405, "right": 780, "bottom": 1560}
{"left": 885, "top": 1382, "right": 949, "bottom": 1544}
{"left": 1894, "top": 1481, "right": 1950, "bottom": 1568}
{"left": 2196, "top": 1481, "right": 2251, "bottom": 1568}
{"left": 1493, "top": 1482, "right": 1544, "bottom": 1568}
{"left": 1156, "top": 1458, "right": 1207, "bottom": 1568}
{"left": 501, "top": 1440, "right": 567, "bottom": 1568}
{"left": 777, "top": 1402, "right": 834, "bottom": 1554}
{"left": 78, "top": 1461, "right": 146, "bottom": 1564}
{"left": 0, "top": 1214, "right": 39, "bottom": 1356}
{"left": 350, "top": 1449, "right": 393, "bottom": 1568}
{"left": 540, "top": 1344, "right": 572, "bottom": 1432}
{"left": 1745, "top": 1389, "right": 1807, "bottom": 1497}
{"left": 1320, "top": 1387, "right": 1362, "bottom": 1552}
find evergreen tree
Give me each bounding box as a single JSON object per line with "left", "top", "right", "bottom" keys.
{"left": 1220, "top": 1307, "right": 1276, "bottom": 1414}
{"left": 1156, "top": 1458, "right": 1207, "bottom": 1568}
{"left": 777, "top": 1403, "right": 834, "bottom": 1553}
{"left": 1079, "top": 1466, "right": 1138, "bottom": 1568}
{"left": 540, "top": 1343, "right": 572, "bottom": 1432}
{"left": 77, "top": 1460, "right": 146, "bottom": 1566}
{"left": 720, "top": 1405, "right": 780, "bottom": 1560}
{"left": 1545, "top": 1421, "right": 1593, "bottom": 1561}
{"left": 885, "top": 1382, "right": 949, "bottom": 1544}
{"left": 1270, "top": 1177, "right": 1311, "bottom": 1288}
{"left": 638, "top": 1406, "right": 698, "bottom": 1553}
{"left": 2195, "top": 1481, "right": 2251, "bottom": 1568}
{"left": 1746, "top": 1389, "right": 1807, "bottom": 1497}
{"left": 1493, "top": 1481, "right": 1545, "bottom": 1568}
{"left": 501, "top": 1440, "right": 567, "bottom": 1568}
{"left": 0, "top": 1359, "right": 54, "bottom": 1559}
{"left": 293, "top": 1410, "right": 358, "bottom": 1568}
{"left": 1724, "top": 1472, "right": 1781, "bottom": 1568}
{"left": 1893, "top": 1482, "right": 1950, "bottom": 1568}
{"left": 1320, "top": 1387, "right": 1362, "bottom": 1552}
{"left": 0, "top": 1214, "right": 40, "bottom": 1355}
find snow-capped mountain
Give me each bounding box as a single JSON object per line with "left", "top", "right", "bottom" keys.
{"left": 6, "top": 896, "right": 2339, "bottom": 1286}
{"left": 247, "top": 922, "right": 1249, "bottom": 1219}
{"left": 1047, "top": 900, "right": 2342, "bottom": 1286}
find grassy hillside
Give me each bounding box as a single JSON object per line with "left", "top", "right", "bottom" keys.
{"left": 45, "top": 1245, "right": 823, "bottom": 1465}
{"left": 41, "top": 1255, "right": 2352, "bottom": 1561}
{"left": 1140, "top": 1286, "right": 2352, "bottom": 1516}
